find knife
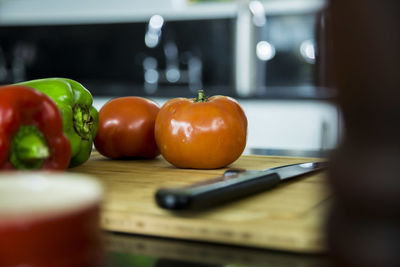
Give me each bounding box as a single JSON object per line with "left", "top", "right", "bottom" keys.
{"left": 155, "top": 161, "right": 328, "bottom": 210}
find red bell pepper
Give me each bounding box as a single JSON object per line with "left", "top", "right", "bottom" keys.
{"left": 0, "top": 85, "right": 71, "bottom": 170}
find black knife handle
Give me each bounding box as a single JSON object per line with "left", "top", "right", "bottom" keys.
{"left": 155, "top": 172, "right": 281, "bottom": 210}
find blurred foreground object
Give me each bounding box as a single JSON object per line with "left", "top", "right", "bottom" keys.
{"left": 0, "top": 172, "right": 104, "bottom": 267}
{"left": 327, "top": 0, "right": 400, "bottom": 266}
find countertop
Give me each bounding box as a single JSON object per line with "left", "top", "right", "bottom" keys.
{"left": 93, "top": 149, "right": 334, "bottom": 267}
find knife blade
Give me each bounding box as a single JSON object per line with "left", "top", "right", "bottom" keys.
{"left": 155, "top": 161, "right": 328, "bottom": 210}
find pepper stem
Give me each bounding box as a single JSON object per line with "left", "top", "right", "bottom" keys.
{"left": 10, "top": 125, "right": 50, "bottom": 170}
{"left": 73, "top": 104, "right": 93, "bottom": 141}
{"left": 194, "top": 90, "right": 208, "bottom": 103}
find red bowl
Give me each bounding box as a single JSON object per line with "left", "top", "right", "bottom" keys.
{"left": 0, "top": 172, "right": 104, "bottom": 267}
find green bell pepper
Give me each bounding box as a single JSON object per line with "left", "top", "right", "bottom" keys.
{"left": 18, "top": 78, "right": 99, "bottom": 167}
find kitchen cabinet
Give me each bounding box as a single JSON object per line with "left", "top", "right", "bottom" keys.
{"left": 0, "top": 0, "right": 325, "bottom": 25}
{"left": 93, "top": 97, "right": 339, "bottom": 153}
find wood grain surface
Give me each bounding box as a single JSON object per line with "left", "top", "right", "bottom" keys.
{"left": 70, "top": 152, "right": 331, "bottom": 253}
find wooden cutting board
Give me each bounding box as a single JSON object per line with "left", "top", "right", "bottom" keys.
{"left": 70, "top": 152, "right": 331, "bottom": 253}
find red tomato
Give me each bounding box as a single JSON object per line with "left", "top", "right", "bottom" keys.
{"left": 94, "top": 97, "right": 160, "bottom": 159}
{"left": 155, "top": 90, "right": 247, "bottom": 169}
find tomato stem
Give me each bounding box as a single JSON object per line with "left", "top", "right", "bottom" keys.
{"left": 194, "top": 90, "right": 208, "bottom": 103}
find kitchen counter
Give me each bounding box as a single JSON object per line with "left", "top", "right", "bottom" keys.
{"left": 86, "top": 98, "right": 336, "bottom": 267}
{"left": 102, "top": 150, "right": 333, "bottom": 267}
{"left": 105, "top": 231, "right": 332, "bottom": 267}
{"left": 71, "top": 149, "right": 333, "bottom": 266}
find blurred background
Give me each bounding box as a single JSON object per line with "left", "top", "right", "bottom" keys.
{"left": 0, "top": 0, "right": 338, "bottom": 156}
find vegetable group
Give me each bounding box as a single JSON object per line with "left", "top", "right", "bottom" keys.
{"left": 94, "top": 97, "right": 160, "bottom": 159}
{"left": 155, "top": 90, "right": 247, "bottom": 169}
{"left": 18, "top": 78, "right": 98, "bottom": 167}
{"left": 0, "top": 85, "right": 71, "bottom": 170}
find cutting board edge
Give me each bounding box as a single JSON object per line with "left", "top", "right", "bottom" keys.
{"left": 101, "top": 211, "right": 327, "bottom": 253}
